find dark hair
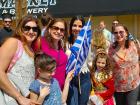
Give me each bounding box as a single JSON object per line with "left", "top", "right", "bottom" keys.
{"left": 13, "top": 15, "right": 41, "bottom": 45}
{"left": 34, "top": 52, "right": 56, "bottom": 72}
{"left": 41, "top": 13, "right": 53, "bottom": 27}
{"left": 45, "top": 18, "right": 68, "bottom": 49}
{"left": 69, "top": 15, "right": 85, "bottom": 44}
{"left": 111, "top": 19, "right": 120, "bottom": 33}
{"left": 2, "top": 13, "right": 12, "bottom": 20}
{"left": 112, "top": 24, "right": 130, "bottom": 49}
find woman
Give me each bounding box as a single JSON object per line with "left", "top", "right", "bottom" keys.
{"left": 66, "top": 15, "right": 91, "bottom": 105}
{"left": 0, "top": 15, "right": 41, "bottom": 105}
{"left": 109, "top": 24, "right": 140, "bottom": 105}
{"left": 34, "top": 18, "right": 68, "bottom": 90}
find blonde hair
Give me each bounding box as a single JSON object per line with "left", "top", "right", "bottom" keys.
{"left": 91, "top": 29, "right": 107, "bottom": 51}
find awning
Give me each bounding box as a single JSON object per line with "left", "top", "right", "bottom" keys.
{"left": 1, "top": 0, "right": 140, "bottom": 18}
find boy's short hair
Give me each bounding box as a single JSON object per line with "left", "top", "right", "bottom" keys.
{"left": 34, "top": 52, "right": 56, "bottom": 72}
{"left": 2, "top": 13, "right": 13, "bottom": 20}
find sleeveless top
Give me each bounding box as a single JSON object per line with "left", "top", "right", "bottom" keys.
{"left": 7, "top": 40, "right": 35, "bottom": 96}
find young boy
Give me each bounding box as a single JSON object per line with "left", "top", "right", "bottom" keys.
{"left": 29, "top": 52, "right": 73, "bottom": 105}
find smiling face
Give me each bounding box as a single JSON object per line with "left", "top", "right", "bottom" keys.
{"left": 22, "top": 21, "right": 38, "bottom": 44}
{"left": 72, "top": 19, "right": 83, "bottom": 36}
{"left": 49, "top": 21, "right": 65, "bottom": 42}
{"left": 114, "top": 26, "right": 127, "bottom": 43}
{"left": 96, "top": 57, "right": 106, "bottom": 71}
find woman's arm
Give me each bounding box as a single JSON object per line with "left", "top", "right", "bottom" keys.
{"left": 0, "top": 38, "right": 21, "bottom": 99}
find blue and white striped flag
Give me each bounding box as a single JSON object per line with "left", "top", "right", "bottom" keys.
{"left": 66, "top": 18, "right": 92, "bottom": 76}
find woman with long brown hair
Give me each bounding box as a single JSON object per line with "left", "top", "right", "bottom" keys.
{"left": 0, "top": 15, "right": 41, "bottom": 105}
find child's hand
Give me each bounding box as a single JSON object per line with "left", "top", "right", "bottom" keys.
{"left": 39, "top": 86, "right": 50, "bottom": 98}
{"left": 66, "top": 70, "right": 74, "bottom": 82}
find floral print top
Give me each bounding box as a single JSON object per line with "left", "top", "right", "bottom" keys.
{"left": 109, "top": 42, "right": 140, "bottom": 92}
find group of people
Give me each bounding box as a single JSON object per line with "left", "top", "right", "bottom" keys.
{"left": 0, "top": 13, "right": 139, "bottom": 105}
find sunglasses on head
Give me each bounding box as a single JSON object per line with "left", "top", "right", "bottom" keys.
{"left": 51, "top": 26, "right": 65, "bottom": 33}
{"left": 114, "top": 31, "right": 124, "bottom": 35}
{"left": 23, "top": 25, "right": 38, "bottom": 32}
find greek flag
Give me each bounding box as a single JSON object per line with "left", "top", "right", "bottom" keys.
{"left": 66, "top": 18, "right": 92, "bottom": 76}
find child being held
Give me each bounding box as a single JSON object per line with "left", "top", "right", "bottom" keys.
{"left": 89, "top": 49, "right": 115, "bottom": 105}
{"left": 29, "top": 52, "right": 73, "bottom": 105}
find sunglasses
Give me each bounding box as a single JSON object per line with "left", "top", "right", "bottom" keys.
{"left": 23, "top": 26, "right": 38, "bottom": 32}
{"left": 114, "top": 31, "right": 124, "bottom": 35}
{"left": 51, "top": 26, "right": 65, "bottom": 33}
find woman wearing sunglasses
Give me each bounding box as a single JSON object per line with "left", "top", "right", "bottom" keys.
{"left": 0, "top": 15, "right": 41, "bottom": 105}
{"left": 34, "top": 17, "right": 68, "bottom": 91}
{"left": 109, "top": 24, "right": 140, "bottom": 105}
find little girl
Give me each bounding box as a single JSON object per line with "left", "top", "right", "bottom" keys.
{"left": 89, "top": 49, "right": 115, "bottom": 105}
{"left": 29, "top": 52, "right": 73, "bottom": 105}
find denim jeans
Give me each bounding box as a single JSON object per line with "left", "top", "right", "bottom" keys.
{"left": 114, "top": 85, "right": 140, "bottom": 105}
{"left": 67, "top": 72, "right": 91, "bottom": 105}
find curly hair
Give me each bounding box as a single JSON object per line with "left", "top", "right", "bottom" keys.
{"left": 90, "top": 49, "right": 113, "bottom": 78}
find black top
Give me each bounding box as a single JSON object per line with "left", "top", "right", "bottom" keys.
{"left": 0, "top": 27, "right": 13, "bottom": 46}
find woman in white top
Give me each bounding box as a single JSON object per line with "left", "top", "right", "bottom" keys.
{"left": 0, "top": 15, "right": 41, "bottom": 105}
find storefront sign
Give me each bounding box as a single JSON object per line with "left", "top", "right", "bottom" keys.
{"left": 0, "top": 0, "right": 57, "bottom": 19}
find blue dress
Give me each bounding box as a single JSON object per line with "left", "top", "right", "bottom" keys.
{"left": 29, "top": 78, "right": 62, "bottom": 105}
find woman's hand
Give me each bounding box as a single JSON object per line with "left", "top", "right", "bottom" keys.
{"left": 17, "top": 95, "right": 40, "bottom": 105}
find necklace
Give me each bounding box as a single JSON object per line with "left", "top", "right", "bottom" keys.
{"left": 95, "top": 70, "right": 108, "bottom": 82}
